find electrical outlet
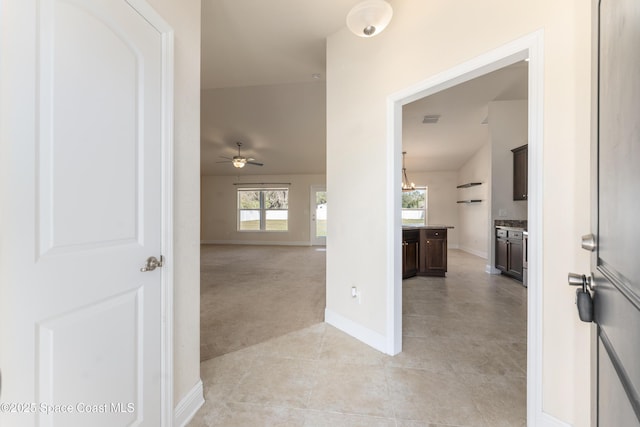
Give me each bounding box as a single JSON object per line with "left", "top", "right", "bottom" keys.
{"left": 351, "top": 286, "right": 362, "bottom": 304}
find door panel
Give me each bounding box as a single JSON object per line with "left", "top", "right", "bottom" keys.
{"left": 0, "top": 1, "right": 165, "bottom": 426}
{"left": 39, "top": 0, "right": 145, "bottom": 255}
{"left": 38, "top": 289, "right": 142, "bottom": 426}
{"left": 593, "top": 0, "right": 640, "bottom": 425}
{"left": 598, "top": 339, "right": 639, "bottom": 427}
{"left": 496, "top": 238, "right": 508, "bottom": 271}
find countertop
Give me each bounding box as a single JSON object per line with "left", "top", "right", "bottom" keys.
{"left": 496, "top": 225, "right": 527, "bottom": 232}
{"left": 494, "top": 219, "right": 527, "bottom": 231}
{"left": 402, "top": 225, "right": 455, "bottom": 230}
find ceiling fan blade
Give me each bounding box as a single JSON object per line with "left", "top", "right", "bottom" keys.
{"left": 216, "top": 160, "right": 232, "bottom": 163}
{"left": 219, "top": 156, "right": 233, "bottom": 160}
{"left": 247, "top": 161, "right": 264, "bottom": 166}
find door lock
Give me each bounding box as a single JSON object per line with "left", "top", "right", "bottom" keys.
{"left": 581, "top": 234, "right": 597, "bottom": 252}
{"left": 140, "top": 255, "right": 164, "bottom": 272}
{"left": 568, "top": 273, "right": 593, "bottom": 322}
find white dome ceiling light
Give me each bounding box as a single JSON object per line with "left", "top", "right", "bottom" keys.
{"left": 346, "top": 0, "right": 393, "bottom": 38}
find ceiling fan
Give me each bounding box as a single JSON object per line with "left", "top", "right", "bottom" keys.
{"left": 217, "top": 142, "right": 264, "bottom": 168}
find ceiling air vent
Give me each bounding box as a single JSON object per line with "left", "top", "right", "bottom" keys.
{"left": 422, "top": 114, "right": 440, "bottom": 124}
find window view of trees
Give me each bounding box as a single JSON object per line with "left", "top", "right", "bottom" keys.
{"left": 402, "top": 188, "right": 427, "bottom": 226}
{"left": 238, "top": 188, "right": 288, "bottom": 231}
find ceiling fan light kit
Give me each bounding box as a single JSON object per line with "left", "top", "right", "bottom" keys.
{"left": 346, "top": 0, "right": 393, "bottom": 38}
{"left": 232, "top": 158, "right": 246, "bottom": 168}
{"left": 218, "top": 142, "right": 264, "bottom": 169}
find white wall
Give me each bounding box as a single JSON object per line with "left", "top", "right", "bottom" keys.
{"left": 146, "top": 0, "right": 201, "bottom": 410}
{"left": 406, "top": 171, "right": 459, "bottom": 248}
{"left": 487, "top": 100, "right": 528, "bottom": 268}
{"left": 201, "top": 174, "right": 326, "bottom": 245}
{"left": 457, "top": 143, "right": 491, "bottom": 258}
{"left": 489, "top": 100, "right": 528, "bottom": 221}
{"left": 326, "top": 1, "right": 591, "bottom": 425}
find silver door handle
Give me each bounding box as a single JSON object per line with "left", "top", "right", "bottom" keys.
{"left": 140, "top": 255, "right": 164, "bottom": 272}
{"left": 568, "top": 272, "right": 594, "bottom": 291}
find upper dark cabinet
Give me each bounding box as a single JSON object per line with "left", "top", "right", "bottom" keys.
{"left": 512, "top": 144, "right": 528, "bottom": 201}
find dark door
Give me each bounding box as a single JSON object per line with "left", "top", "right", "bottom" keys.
{"left": 507, "top": 239, "right": 523, "bottom": 280}
{"left": 424, "top": 238, "right": 446, "bottom": 272}
{"left": 496, "top": 237, "right": 508, "bottom": 272}
{"left": 590, "top": 0, "right": 640, "bottom": 425}
{"left": 404, "top": 240, "right": 418, "bottom": 278}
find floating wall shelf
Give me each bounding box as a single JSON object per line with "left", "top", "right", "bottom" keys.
{"left": 456, "top": 182, "right": 482, "bottom": 188}
{"left": 457, "top": 200, "right": 483, "bottom": 204}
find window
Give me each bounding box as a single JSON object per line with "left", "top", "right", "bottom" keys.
{"left": 238, "top": 188, "right": 289, "bottom": 231}
{"left": 401, "top": 188, "right": 427, "bottom": 226}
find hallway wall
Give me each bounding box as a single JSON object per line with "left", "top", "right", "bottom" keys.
{"left": 326, "top": 1, "right": 592, "bottom": 425}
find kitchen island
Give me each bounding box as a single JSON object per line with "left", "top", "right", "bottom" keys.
{"left": 402, "top": 225, "right": 454, "bottom": 278}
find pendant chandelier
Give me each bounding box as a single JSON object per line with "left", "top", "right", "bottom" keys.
{"left": 402, "top": 151, "right": 416, "bottom": 192}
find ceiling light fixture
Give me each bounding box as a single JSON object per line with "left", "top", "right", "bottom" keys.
{"left": 346, "top": 0, "right": 393, "bottom": 38}
{"left": 402, "top": 151, "right": 416, "bottom": 192}
{"left": 217, "top": 142, "right": 264, "bottom": 168}
{"left": 232, "top": 157, "right": 246, "bottom": 168}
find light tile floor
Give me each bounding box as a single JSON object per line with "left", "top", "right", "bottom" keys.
{"left": 189, "top": 250, "right": 527, "bottom": 426}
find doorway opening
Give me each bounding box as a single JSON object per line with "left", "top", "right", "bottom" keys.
{"left": 311, "top": 185, "right": 327, "bottom": 246}
{"left": 386, "top": 31, "right": 544, "bottom": 426}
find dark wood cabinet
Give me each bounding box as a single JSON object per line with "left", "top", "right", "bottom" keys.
{"left": 402, "top": 229, "right": 419, "bottom": 279}
{"left": 512, "top": 144, "right": 528, "bottom": 201}
{"left": 402, "top": 227, "right": 449, "bottom": 278}
{"left": 495, "top": 228, "right": 523, "bottom": 281}
{"left": 495, "top": 230, "right": 509, "bottom": 271}
{"left": 419, "top": 228, "right": 447, "bottom": 277}
{"left": 508, "top": 239, "right": 523, "bottom": 278}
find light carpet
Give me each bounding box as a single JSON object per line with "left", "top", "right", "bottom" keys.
{"left": 200, "top": 244, "right": 326, "bottom": 361}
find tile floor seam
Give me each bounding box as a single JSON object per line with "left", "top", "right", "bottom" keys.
{"left": 381, "top": 361, "right": 400, "bottom": 424}
{"left": 224, "top": 351, "right": 259, "bottom": 404}
{"left": 301, "top": 325, "right": 326, "bottom": 409}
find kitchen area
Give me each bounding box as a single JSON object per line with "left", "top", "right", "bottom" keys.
{"left": 493, "top": 143, "right": 529, "bottom": 286}
{"left": 495, "top": 220, "right": 528, "bottom": 286}
{"left": 401, "top": 137, "right": 529, "bottom": 286}
{"left": 400, "top": 61, "right": 528, "bottom": 285}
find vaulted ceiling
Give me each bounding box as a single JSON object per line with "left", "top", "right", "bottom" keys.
{"left": 200, "top": 1, "right": 527, "bottom": 176}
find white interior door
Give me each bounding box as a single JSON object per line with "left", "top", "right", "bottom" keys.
{"left": 0, "top": 1, "right": 168, "bottom": 426}
{"left": 310, "top": 186, "right": 327, "bottom": 246}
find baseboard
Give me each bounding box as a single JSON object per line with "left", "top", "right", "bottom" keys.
{"left": 486, "top": 264, "right": 502, "bottom": 275}
{"left": 325, "top": 308, "right": 387, "bottom": 354}
{"left": 541, "top": 412, "right": 572, "bottom": 427}
{"left": 458, "top": 246, "right": 487, "bottom": 259}
{"left": 201, "top": 240, "right": 311, "bottom": 246}
{"left": 173, "top": 379, "right": 204, "bottom": 427}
